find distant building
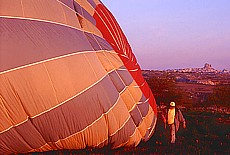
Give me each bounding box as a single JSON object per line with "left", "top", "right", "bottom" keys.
{"left": 203, "top": 63, "right": 212, "bottom": 70}
{"left": 222, "top": 69, "right": 229, "bottom": 73}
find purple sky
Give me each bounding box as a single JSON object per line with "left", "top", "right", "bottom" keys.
{"left": 101, "top": 0, "right": 230, "bottom": 70}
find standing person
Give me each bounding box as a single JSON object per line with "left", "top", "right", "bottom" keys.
{"left": 161, "top": 101, "right": 186, "bottom": 144}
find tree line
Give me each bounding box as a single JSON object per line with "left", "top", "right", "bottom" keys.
{"left": 146, "top": 76, "right": 230, "bottom": 108}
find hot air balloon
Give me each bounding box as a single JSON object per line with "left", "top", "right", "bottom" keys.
{"left": 0, "top": 0, "right": 157, "bottom": 153}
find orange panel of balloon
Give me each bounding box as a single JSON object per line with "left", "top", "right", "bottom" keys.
{"left": 0, "top": 0, "right": 157, "bottom": 153}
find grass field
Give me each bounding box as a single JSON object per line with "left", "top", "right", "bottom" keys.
{"left": 176, "top": 82, "right": 214, "bottom": 94}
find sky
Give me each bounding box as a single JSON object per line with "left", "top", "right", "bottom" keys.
{"left": 101, "top": 0, "right": 230, "bottom": 70}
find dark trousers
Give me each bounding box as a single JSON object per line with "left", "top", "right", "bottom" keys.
{"left": 169, "top": 123, "right": 176, "bottom": 143}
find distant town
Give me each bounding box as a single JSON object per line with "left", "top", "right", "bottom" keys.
{"left": 143, "top": 63, "right": 230, "bottom": 85}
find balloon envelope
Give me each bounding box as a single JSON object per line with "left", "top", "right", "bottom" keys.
{"left": 0, "top": 0, "right": 157, "bottom": 153}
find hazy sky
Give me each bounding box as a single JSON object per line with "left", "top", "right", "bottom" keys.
{"left": 101, "top": 0, "right": 230, "bottom": 70}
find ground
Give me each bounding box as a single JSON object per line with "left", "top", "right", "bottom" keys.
{"left": 24, "top": 110, "right": 230, "bottom": 155}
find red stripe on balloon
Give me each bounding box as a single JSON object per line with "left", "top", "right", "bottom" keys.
{"left": 93, "top": 4, "right": 157, "bottom": 114}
